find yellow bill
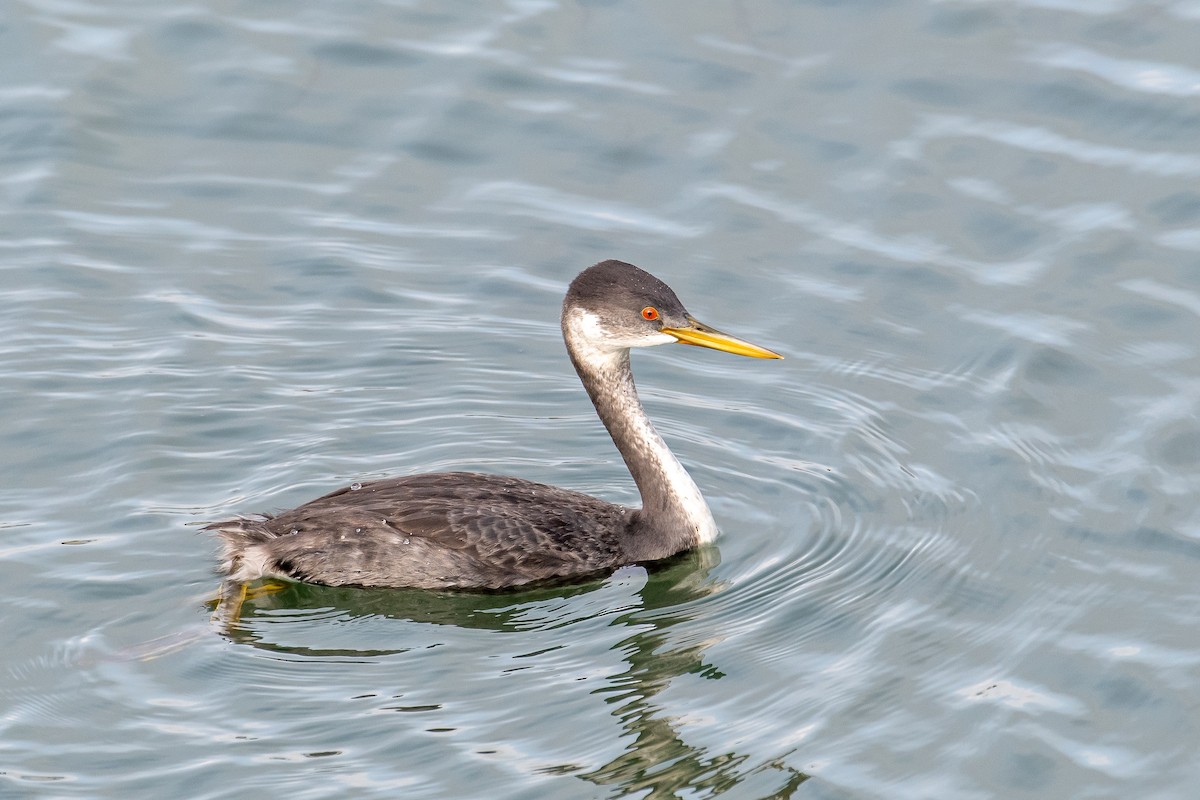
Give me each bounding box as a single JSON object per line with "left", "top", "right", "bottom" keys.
{"left": 661, "top": 316, "right": 782, "bottom": 359}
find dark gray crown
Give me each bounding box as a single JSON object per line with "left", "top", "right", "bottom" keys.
{"left": 564, "top": 260, "right": 688, "bottom": 325}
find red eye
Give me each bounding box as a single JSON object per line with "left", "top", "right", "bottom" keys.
{"left": 641, "top": 306, "right": 659, "bottom": 321}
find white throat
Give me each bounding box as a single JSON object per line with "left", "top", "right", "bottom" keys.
{"left": 562, "top": 307, "right": 718, "bottom": 547}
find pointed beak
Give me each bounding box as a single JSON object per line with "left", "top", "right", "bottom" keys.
{"left": 660, "top": 315, "right": 782, "bottom": 359}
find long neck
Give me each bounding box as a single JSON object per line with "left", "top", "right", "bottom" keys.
{"left": 565, "top": 337, "right": 718, "bottom": 559}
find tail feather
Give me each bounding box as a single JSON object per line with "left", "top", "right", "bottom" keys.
{"left": 203, "top": 515, "right": 277, "bottom": 576}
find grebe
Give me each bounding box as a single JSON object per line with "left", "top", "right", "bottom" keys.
{"left": 207, "top": 260, "right": 780, "bottom": 591}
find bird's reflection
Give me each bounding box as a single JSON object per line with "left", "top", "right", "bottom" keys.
{"left": 210, "top": 547, "right": 810, "bottom": 797}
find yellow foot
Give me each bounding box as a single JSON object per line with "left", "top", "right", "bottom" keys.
{"left": 210, "top": 580, "right": 288, "bottom": 626}
{"left": 210, "top": 580, "right": 247, "bottom": 626}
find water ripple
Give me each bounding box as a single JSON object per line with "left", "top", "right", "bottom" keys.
{"left": 897, "top": 113, "right": 1200, "bottom": 177}
{"left": 5, "top": 0, "right": 1200, "bottom": 796}
{"left": 451, "top": 181, "right": 705, "bottom": 237}
{"left": 1029, "top": 43, "right": 1200, "bottom": 97}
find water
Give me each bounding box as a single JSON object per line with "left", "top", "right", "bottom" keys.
{"left": 2, "top": 0, "right": 1198, "bottom": 797}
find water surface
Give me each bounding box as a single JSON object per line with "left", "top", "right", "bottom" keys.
{"left": 2, "top": 1, "right": 1199, "bottom": 797}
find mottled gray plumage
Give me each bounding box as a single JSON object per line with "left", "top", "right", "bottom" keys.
{"left": 206, "top": 260, "right": 780, "bottom": 591}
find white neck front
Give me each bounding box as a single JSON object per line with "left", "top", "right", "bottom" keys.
{"left": 562, "top": 308, "right": 718, "bottom": 556}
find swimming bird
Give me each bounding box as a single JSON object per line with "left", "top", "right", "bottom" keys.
{"left": 207, "top": 260, "right": 780, "bottom": 592}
